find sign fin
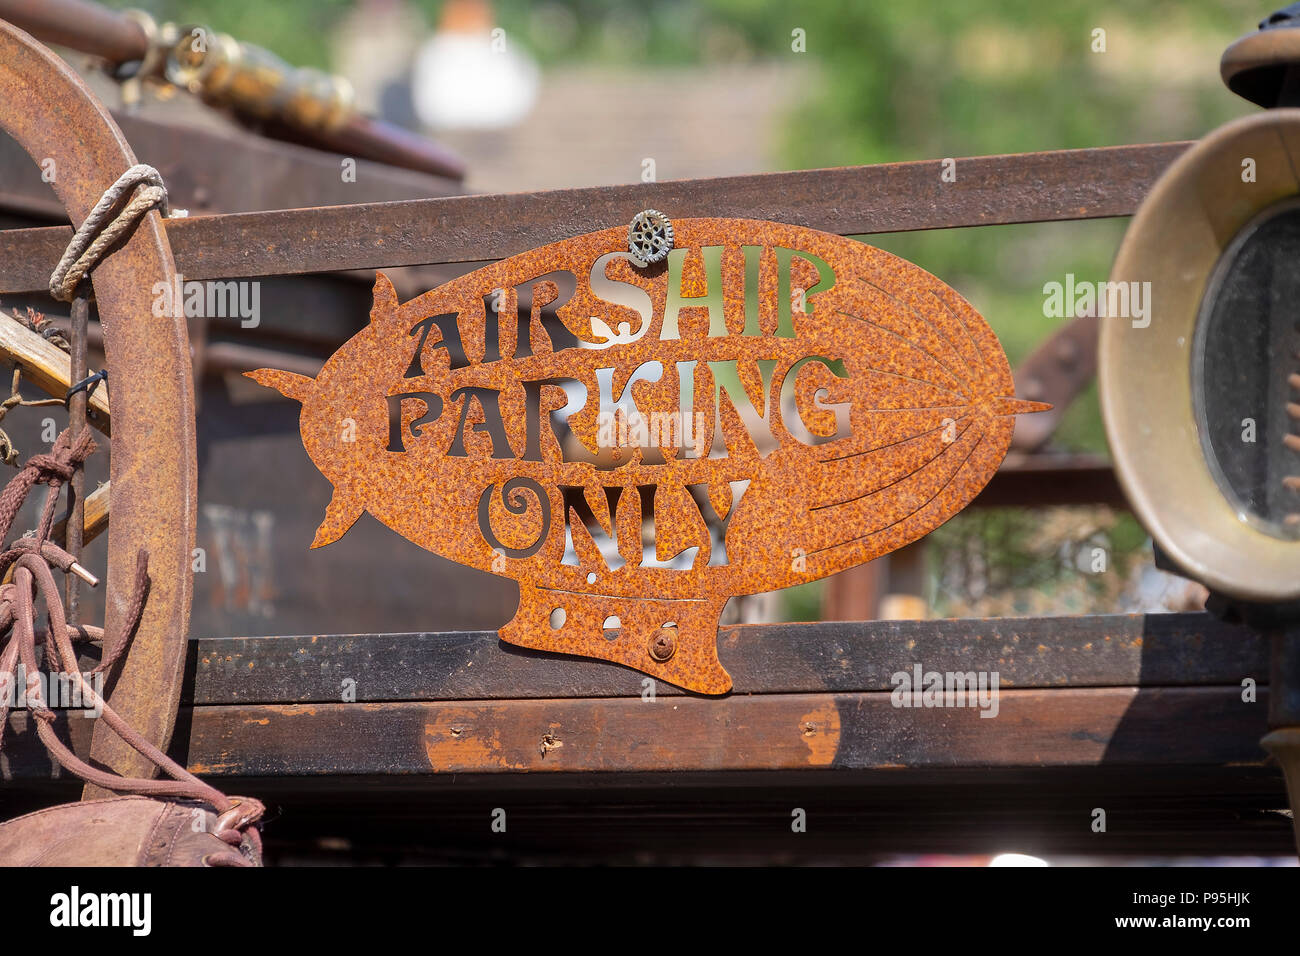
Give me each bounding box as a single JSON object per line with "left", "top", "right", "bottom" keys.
{"left": 244, "top": 368, "right": 315, "bottom": 404}
{"left": 991, "top": 397, "right": 1053, "bottom": 416}
{"left": 312, "top": 485, "right": 365, "bottom": 549}
{"left": 371, "top": 271, "right": 398, "bottom": 323}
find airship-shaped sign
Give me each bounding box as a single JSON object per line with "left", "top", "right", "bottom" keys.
{"left": 248, "top": 217, "right": 1046, "bottom": 694}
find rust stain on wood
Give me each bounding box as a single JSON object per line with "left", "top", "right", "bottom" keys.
{"left": 248, "top": 218, "right": 1045, "bottom": 694}
{"left": 798, "top": 699, "right": 840, "bottom": 766}
{"left": 424, "top": 707, "right": 517, "bottom": 770}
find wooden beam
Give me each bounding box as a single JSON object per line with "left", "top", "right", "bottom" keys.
{"left": 186, "top": 613, "right": 1264, "bottom": 705}
{"left": 209, "top": 686, "right": 1270, "bottom": 777}
{"left": 0, "top": 314, "right": 109, "bottom": 432}
{"left": 0, "top": 685, "right": 1271, "bottom": 780}
{"left": 49, "top": 479, "right": 109, "bottom": 545}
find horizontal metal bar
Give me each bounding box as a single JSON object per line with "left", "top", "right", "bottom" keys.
{"left": 0, "top": 141, "right": 1190, "bottom": 292}
{"left": 184, "top": 613, "right": 1262, "bottom": 705}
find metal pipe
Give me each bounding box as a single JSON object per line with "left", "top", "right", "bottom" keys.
{"left": 0, "top": 0, "right": 465, "bottom": 181}
{"left": 0, "top": 0, "right": 145, "bottom": 63}
{"left": 65, "top": 289, "right": 87, "bottom": 623}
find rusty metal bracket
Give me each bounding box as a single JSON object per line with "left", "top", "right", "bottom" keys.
{"left": 0, "top": 20, "right": 196, "bottom": 793}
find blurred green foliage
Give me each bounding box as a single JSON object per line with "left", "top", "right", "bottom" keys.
{"left": 102, "top": 0, "right": 354, "bottom": 69}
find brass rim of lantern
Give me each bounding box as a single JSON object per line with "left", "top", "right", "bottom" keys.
{"left": 1101, "top": 109, "right": 1300, "bottom": 603}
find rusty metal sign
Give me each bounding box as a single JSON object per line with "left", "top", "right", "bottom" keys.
{"left": 249, "top": 217, "right": 1045, "bottom": 693}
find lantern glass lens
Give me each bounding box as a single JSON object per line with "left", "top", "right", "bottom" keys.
{"left": 1194, "top": 199, "right": 1300, "bottom": 540}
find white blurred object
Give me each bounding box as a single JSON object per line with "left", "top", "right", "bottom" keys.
{"left": 412, "top": 0, "right": 539, "bottom": 130}
{"left": 989, "top": 853, "right": 1049, "bottom": 867}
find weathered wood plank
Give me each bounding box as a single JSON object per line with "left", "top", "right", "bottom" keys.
{"left": 179, "top": 686, "right": 1270, "bottom": 777}
{"left": 3, "top": 763, "right": 1288, "bottom": 860}
{"left": 1, "top": 685, "right": 1268, "bottom": 781}
{"left": 187, "top": 613, "right": 1265, "bottom": 705}
{"left": 49, "top": 479, "right": 109, "bottom": 546}
{"left": 0, "top": 314, "right": 110, "bottom": 431}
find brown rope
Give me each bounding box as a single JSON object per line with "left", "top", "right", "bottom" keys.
{"left": 10, "top": 305, "right": 70, "bottom": 352}
{"left": 0, "top": 426, "right": 93, "bottom": 542}
{"left": 0, "top": 430, "right": 263, "bottom": 861}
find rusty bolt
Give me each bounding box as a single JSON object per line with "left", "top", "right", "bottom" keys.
{"left": 649, "top": 630, "right": 676, "bottom": 662}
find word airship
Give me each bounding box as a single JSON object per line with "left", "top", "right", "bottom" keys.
{"left": 248, "top": 217, "right": 1046, "bottom": 694}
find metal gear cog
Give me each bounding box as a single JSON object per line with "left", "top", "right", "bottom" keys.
{"left": 627, "top": 209, "right": 674, "bottom": 266}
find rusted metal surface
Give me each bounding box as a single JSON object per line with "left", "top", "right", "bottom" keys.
{"left": 19, "top": 312, "right": 1121, "bottom": 645}
{"left": 0, "top": 111, "right": 463, "bottom": 224}
{"left": 0, "top": 356, "right": 520, "bottom": 640}
{"left": 65, "top": 292, "right": 87, "bottom": 622}
{"left": 249, "top": 219, "right": 1046, "bottom": 693}
{"left": 0, "top": 142, "right": 1192, "bottom": 294}
{"left": 0, "top": 21, "right": 196, "bottom": 792}
{"left": 0, "top": 0, "right": 144, "bottom": 63}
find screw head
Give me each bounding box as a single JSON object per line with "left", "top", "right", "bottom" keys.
{"left": 648, "top": 631, "right": 676, "bottom": 662}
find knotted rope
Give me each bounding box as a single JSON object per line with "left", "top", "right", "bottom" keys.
{"left": 48, "top": 164, "right": 173, "bottom": 302}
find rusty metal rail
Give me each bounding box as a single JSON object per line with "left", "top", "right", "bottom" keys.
{"left": 0, "top": 141, "right": 1189, "bottom": 293}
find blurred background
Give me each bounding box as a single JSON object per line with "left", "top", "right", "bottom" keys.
{"left": 81, "top": 0, "right": 1262, "bottom": 623}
